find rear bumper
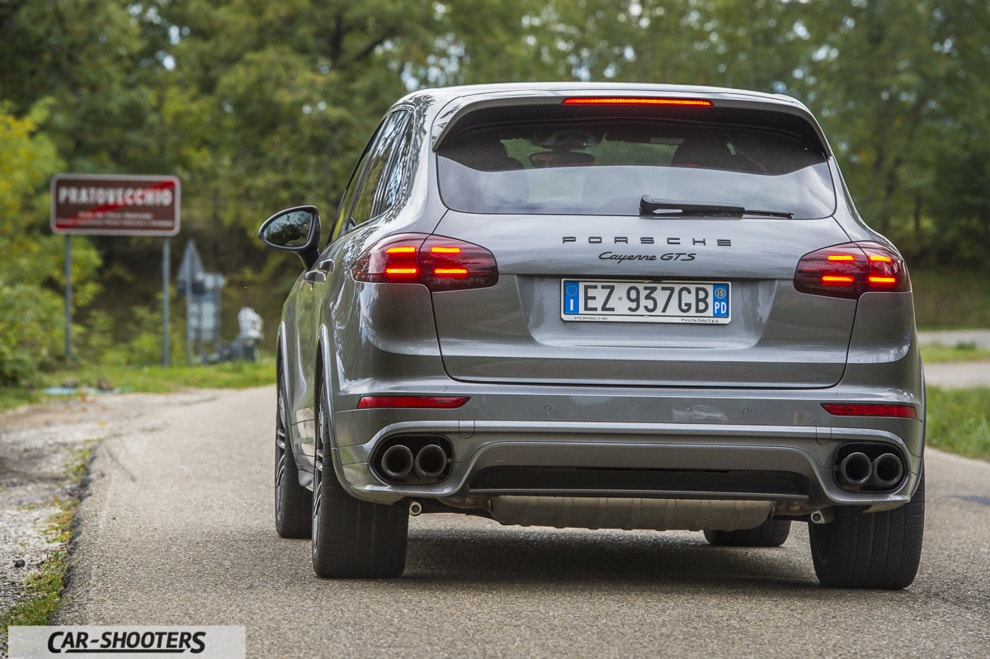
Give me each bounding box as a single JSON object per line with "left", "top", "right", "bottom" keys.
{"left": 328, "top": 382, "right": 924, "bottom": 516}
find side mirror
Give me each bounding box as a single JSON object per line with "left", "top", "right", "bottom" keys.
{"left": 258, "top": 205, "right": 321, "bottom": 268}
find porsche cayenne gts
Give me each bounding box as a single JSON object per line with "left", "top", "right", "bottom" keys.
{"left": 259, "top": 83, "right": 924, "bottom": 588}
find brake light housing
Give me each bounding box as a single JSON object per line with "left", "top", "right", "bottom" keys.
{"left": 352, "top": 233, "right": 498, "bottom": 292}
{"left": 794, "top": 242, "right": 909, "bottom": 299}
{"left": 562, "top": 97, "right": 713, "bottom": 107}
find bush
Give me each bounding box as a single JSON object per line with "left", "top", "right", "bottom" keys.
{"left": 0, "top": 282, "right": 64, "bottom": 386}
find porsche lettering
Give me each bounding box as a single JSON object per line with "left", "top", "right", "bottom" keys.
{"left": 563, "top": 236, "right": 731, "bottom": 246}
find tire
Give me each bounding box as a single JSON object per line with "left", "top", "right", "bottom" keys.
{"left": 275, "top": 360, "right": 312, "bottom": 538}
{"left": 704, "top": 519, "right": 791, "bottom": 547}
{"left": 311, "top": 377, "right": 408, "bottom": 578}
{"left": 809, "top": 471, "right": 925, "bottom": 589}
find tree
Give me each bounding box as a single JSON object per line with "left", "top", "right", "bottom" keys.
{"left": 0, "top": 101, "right": 100, "bottom": 384}
{"left": 2, "top": 0, "right": 987, "bottom": 377}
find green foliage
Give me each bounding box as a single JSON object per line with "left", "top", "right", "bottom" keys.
{"left": 0, "top": 1, "right": 159, "bottom": 170}
{"left": 41, "top": 355, "right": 276, "bottom": 395}
{"left": 0, "top": 101, "right": 61, "bottom": 280}
{"left": 1, "top": 0, "right": 989, "bottom": 383}
{"left": 0, "top": 355, "right": 276, "bottom": 413}
{"left": 120, "top": 305, "right": 172, "bottom": 366}
{"left": 0, "top": 101, "right": 101, "bottom": 384}
{"left": 911, "top": 269, "right": 990, "bottom": 330}
{"left": 82, "top": 357, "right": 276, "bottom": 392}
{"left": 921, "top": 343, "right": 990, "bottom": 364}
{"left": 926, "top": 386, "right": 990, "bottom": 460}
{"left": 0, "top": 283, "right": 64, "bottom": 386}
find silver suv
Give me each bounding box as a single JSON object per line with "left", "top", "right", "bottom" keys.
{"left": 260, "top": 83, "right": 924, "bottom": 588}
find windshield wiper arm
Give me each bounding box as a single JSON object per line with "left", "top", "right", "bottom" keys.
{"left": 639, "top": 196, "right": 793, "bottom": 219}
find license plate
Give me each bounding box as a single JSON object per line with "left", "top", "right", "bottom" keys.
{"left": 561, "top": 280, "right": 730, "bottom": 324}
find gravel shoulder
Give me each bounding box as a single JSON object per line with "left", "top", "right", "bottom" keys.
{"left": 0, "top": 391, "right": 220, "bottom": 625}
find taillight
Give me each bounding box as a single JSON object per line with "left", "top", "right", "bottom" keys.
{"left": 821, "top": 403, "right": 917, "bottom": 419}
{"left": 352, "top": 233, "right": 498, "bottom": 292}
{"left": 794, "top": 242, "right": 909, "bottom": 299}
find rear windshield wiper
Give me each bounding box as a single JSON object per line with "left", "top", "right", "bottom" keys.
{"left": 640, "top": 196, "right": 794, "bottom": 219}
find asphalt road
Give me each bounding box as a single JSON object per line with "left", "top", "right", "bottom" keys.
{"left": 54, "top": 384, "right": 990, "bottom": 657}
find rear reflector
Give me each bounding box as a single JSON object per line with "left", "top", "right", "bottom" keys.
{"left": 794, "top": 242, "right": 909, "bottom": 299}
{"left": 562, "top": 97, "right": 713, "bottom": 107}
{"left": 821, "top": 403, "right": 917, "bottom": 419}
{"left": 357, "top": 396, "right": 470, "bottom": 409}
{"left": 352, "top": 233, "right": 498, "bottom": 292}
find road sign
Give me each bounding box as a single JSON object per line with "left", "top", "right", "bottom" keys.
{"left": 177, "top": 240, "right": 205, "bottom": 295}
{"left": 51, "top": 174, "right": 181, "bottom": 236}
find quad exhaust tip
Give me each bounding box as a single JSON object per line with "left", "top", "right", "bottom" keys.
{"left": 380, "top": 444, "right": 415, "bottom": 481}
{"left": 835, "top": 445, "right": 906, "bottom": 492}
{"left": 838, "top": 451, "right": 873, "bottom": 488}
{"left": 871, "top": 452, "right": 905, "bottom": 489}
{"left": 414, "top": 444, "right": 449, "bottom": 480}
{"left": 374, "top": 436, "right": 452, "bottom": 484}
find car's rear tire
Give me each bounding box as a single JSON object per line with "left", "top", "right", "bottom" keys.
{"left": 809, "top": 471, "right": 925, "bottom": 589}
{"left": 311, "top": 377, "right": 408, "bottom": 578}
{"left": 275, "top": 359, "right": 311, "bottom": 538}
{"left": 703, "top": 519, "right": 791, "bottom": 547}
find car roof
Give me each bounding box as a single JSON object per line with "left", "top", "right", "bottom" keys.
{"left": 396, "top": 82, "right": 827, "bottom": 154}
{"left": 398, "top": 81, "right": 811, "bottom": 112}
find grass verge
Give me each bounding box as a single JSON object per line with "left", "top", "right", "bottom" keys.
{"left": 0, "top": 354, "right": 276, "bottom": 413}
{"left": 925, "top": 386, "right": 990, "bottom": 460}
{"left": 0, "top": 446, "right": 92, "bottom": 653}
{"left": 920, "top": 342, "right": 990, "bottom": 364}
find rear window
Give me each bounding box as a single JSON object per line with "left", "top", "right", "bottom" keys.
{"left": 437, "top": 115, "right": 836, "bottom": 218}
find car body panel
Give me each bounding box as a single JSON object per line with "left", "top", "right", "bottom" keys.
{"left": 262, "top": 82, "right": 924, "bottom": 534}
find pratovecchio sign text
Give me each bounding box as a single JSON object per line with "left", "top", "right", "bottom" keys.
{"left": 51, "top": 174, "right": 181, "bottom": 236}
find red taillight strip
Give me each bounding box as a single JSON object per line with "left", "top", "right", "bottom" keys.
{"left": 821, "top": 403, "right": 917, "bottom": 419}
{"left": 794, "top": 242, "right": 909, "bottom": 299}
{"left": 562, "top": 97, "right": 713, "bottom": 107}
{"left": 357, "top": 396, "right": 470, "bottom": 409}
{"left": 352, "top": 233, "right": 499, "bottom": 292}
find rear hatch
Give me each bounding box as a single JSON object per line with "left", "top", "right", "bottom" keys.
{"left": 429, "top": 92, "right": 853, "bottom": 388}
{"left": 430, "top": 213, "right": 854, "bottom": 388}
